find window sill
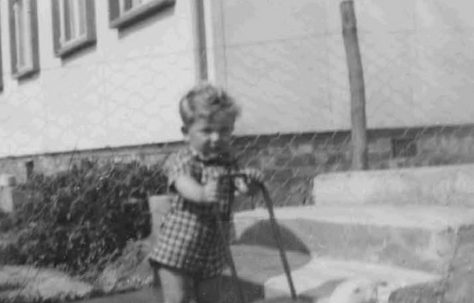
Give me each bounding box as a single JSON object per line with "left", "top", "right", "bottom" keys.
{"left": 13, "top": 66, "right": 39, "bottom": 80}
{"left": 56, "top": 36, "right": 96, "bottom": 58}
{"left": 110, "top": 0, "right": 175, "bottom": 29}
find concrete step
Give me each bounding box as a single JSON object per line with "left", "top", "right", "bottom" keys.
{"left": 234, "top": 205, "right": 474, "bottom": 275}
{"left": 225, "top": 245, "right": 441, "bottom": 303}
{"left": 264, "top": 256, "right": 441, "bottom": 303}
{"left": 312, "top": 164, "right": 474, "bottom": 206}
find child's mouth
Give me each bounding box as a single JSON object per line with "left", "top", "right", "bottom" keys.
{"left": 207, "top": 145, "right": 226, "bottom": 155}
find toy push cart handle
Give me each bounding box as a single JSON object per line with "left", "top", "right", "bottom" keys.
{"left": 259, "top": 183, "right": 298, "bottom": 301}
{"left": 231, "top": 173, "right": 298, "bottom": 300}
{"left": 214, "top": 210, "right": 247, "bottom": 303}
{"left": 220, "top": 173, "right": 298, "bottom": 302}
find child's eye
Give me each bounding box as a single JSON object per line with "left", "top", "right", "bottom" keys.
{"left": 220, "top": 127, "right": 232, "bottom": 135}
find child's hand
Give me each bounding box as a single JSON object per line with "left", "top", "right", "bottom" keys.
{"left": 201, "top": 178, "right": 223, "bottom": 203}
{"left": 235, "top": 168, "right": 264, "bottom": 196}
{"left": 242, "top": 168, "right": 264, "bottom": 185}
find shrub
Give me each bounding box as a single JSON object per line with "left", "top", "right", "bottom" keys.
{"left": 0, "top": 209, "right": 14, "bottom": 233}
{"left": 3, "top": 160, "right": 167, "bottom": 274}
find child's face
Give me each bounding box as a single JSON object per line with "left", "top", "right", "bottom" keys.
{"left": 184, "top": 113, "right": 235, "bottom": 159}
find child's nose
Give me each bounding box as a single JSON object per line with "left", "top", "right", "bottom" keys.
{"left": 210, "top": 132, "right": 220, "bottom": 142}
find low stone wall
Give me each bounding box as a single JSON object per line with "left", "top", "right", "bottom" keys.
{"left": 0, "top": 125, "right": 473, "bottom": 208}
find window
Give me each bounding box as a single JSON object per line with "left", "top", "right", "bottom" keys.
{"left": 52, "top": 0, "right": 96, "bottom": 57}
{"left": 120, "top": 0, "right": 148, "bottom": 14}
{"left": 108, "top": 0, "right": 175, "bottom": 29}
{"left": 8, "top": 0, "right": 39, "bottom": 79}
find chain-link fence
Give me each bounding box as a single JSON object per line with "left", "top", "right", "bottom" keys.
{"left": 1, "top": 0, "right": 474, "bottom": 289}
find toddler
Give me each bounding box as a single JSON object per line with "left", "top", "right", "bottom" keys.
{"left": 149, "top": 83, "right": 263, "bottom": 303}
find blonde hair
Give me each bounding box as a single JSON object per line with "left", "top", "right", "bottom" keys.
{"left": 179, "top": 83, "right": 241, "bottom": 130}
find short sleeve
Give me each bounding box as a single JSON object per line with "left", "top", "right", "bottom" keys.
{"left": 163, "top": 151, "right": 192, "bottom": 193}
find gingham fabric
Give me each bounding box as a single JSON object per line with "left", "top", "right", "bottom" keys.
{"left": 149, "top": 147, "right": 239, "bottom": 278}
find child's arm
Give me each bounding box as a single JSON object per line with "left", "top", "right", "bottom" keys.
{"left": 174, "top": 174, "right": 221, "bottom": 204}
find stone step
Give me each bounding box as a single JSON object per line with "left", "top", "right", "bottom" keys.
{"left": 234, "top": 205, "right": 474, "bottom": 274}
{"left": 312, "top": 164, "right": 474, "bottom": 206}
{"left": 263, "top": 256, "right": 441, "bottom": 303}
{"left": 224, "top": 245, "right": 441, "bottom": 303}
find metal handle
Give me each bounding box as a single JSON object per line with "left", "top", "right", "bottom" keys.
{"left": 214, "top": 210, "right": 246, "bottom": 303}
{"left": 259, "top": 184, "right": 298, "bottom": 300}
{"left": 214, "top": 171, "right": 247, "bottom": 303}
{"left": 219, "top": 172, "right": 298, "bottom": 301}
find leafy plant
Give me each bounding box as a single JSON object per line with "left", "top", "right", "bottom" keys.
{"left": 2, "top": 160, "right": 167, "bottom": 274}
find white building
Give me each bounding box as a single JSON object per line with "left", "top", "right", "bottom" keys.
{"left": 0, "top": 0, "right": 473, "bottom": 181}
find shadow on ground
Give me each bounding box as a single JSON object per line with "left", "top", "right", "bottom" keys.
{"left": 235, "top": 220, "right": 310, "bottom": 254}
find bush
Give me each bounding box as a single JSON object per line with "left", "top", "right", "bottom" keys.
{"left": 0, "top": 209, "right": 14, "bottom": 233}
{"left": 3, "top": 160, "right": 167, "bottom": 274}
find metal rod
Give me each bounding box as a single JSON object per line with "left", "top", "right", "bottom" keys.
{"left": 260, "top": 184, "right": 298, "bottom": 300}
{"left": 221, "top": 172, "right": 298, "bottom": 301}
{"left": 214, "top": 211, "right": 246, "bottom": 303}
{"left": 215, "top": 171, "right": 246, "bottom": 303}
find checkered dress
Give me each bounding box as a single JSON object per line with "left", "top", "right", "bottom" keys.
{"left": 149, "top": 147, "right": 239, "bottom": 278}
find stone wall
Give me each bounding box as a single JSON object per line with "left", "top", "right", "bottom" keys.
{"left": 1, "top": 125, "right": 473, "bottom": 208}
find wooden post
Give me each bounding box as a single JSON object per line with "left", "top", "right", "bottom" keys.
{"left": 340, "top": 0, "right": 368, "bottom": 170}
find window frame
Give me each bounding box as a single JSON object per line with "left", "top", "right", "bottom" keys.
{"left": 52, "top": 0, "right": 96, "bottom": 58}
{"left": 0, "top": 11, "right": 4, "bottom": 91}
{"left": 8, "top": 0, "right": 40, "bottom": 79}
{"left": 108, "top": 0, "right": 175, "bottom": 29}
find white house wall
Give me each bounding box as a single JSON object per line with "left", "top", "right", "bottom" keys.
{"left": 1, "top": 0, "right": 474, "bottom": 158}
{"left": 0, "top": 0, "right": 195, "bottom": 157}
{"left": 217, "top": 0, "right": 474, "bottom": 136}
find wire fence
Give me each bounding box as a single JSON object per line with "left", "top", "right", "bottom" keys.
{"left": 0, "top": 0, "right": 474, "bottom": 285}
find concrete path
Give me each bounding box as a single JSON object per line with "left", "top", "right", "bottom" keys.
{"left": 76, "top": 245, "right": 311, "bottom": 303}
{"left": 78, "top": 287, "right": 163, "bottom": 303}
